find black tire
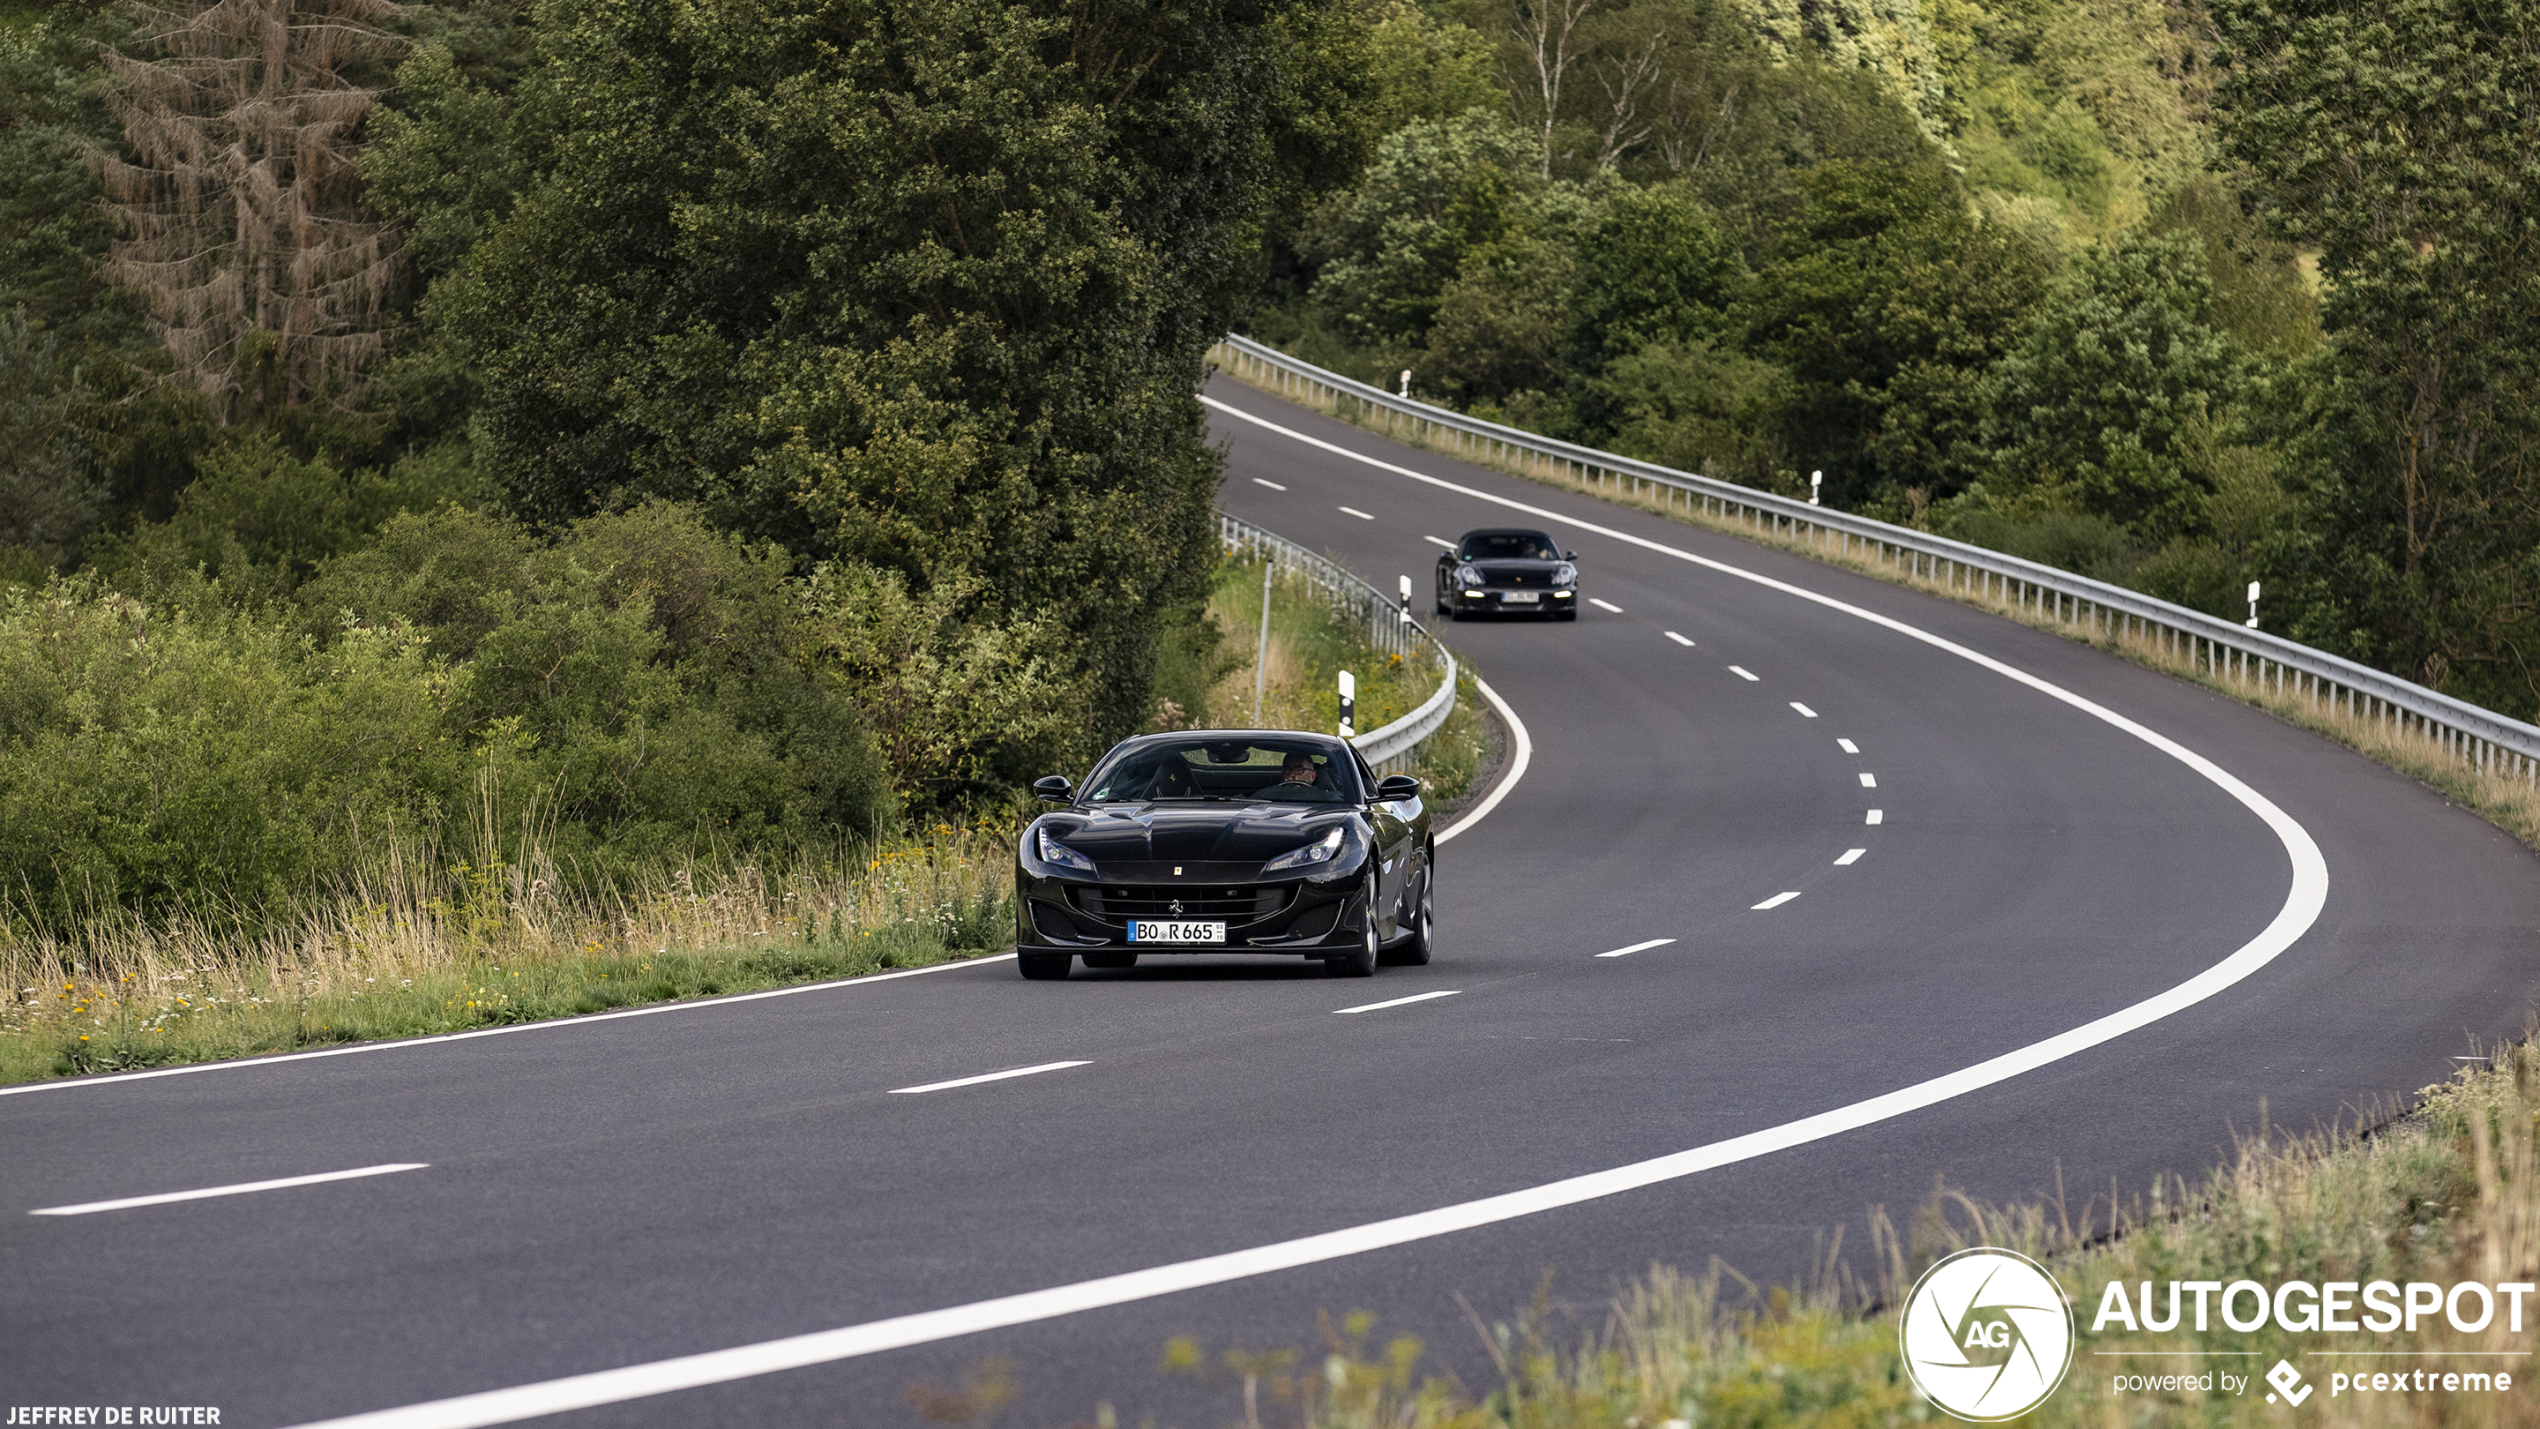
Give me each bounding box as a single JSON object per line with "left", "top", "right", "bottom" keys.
{"left": 1017, "top": 952, "right": 1073, "bottom": 980}
{"left": 1555, "top": 608, "right": 1578, "bottom": 621}
{"left": 1325, "top": 878, "right": 1380, "bottom": 977}
{"left": 1382, "top": 860, "right": 1434, "bottom": 966}
{"left": 1081, "top": 952, "right": 1137, "bottom": 970}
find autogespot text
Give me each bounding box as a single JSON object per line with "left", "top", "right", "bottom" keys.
{"left": 2093, "top": 1278, "right": 2528, "bottom": 1402}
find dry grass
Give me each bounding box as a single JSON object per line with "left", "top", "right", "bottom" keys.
{"left": 0, "top": 816, "right": 1015, "bottom": 1086}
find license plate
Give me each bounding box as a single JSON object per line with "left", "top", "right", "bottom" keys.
{"left": 1129, "top": 919, "right": 1225, "bottom": 943}
{"left": 1500, "top": 590, "right": 1541, "bottom": 604}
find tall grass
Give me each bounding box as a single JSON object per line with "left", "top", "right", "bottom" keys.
{"left": 0, "top": 777, "right": 1014, "bottom": 1086}
{"left": 1205, "top": 558, "right": 1482, "bottom": 799}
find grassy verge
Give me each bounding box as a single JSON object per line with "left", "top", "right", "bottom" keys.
{"left": 1212, "top": 362, "right": 2540, "bottom": 859}
{"left": 1123, "top": 1043, "right": 2540, "bottom": 1427}
{"left": 0, "top": 829, "right": 1014, "bottom": 1087}
{"left": 1206, "top": 557, "right": 1482, "bottom": 801}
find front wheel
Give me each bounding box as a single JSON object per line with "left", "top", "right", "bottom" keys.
{"left": 1017, "top": 952, "right": 1073, "bottom": 980}
{"left": 1325, "top": 878, "right": 1380, "bottom": 977}
{"left": 1555, "top": 607, "right": 1578, "bottom": 621}
{"left": 1382, "top": 861, "right": 1433, "bottom": 966}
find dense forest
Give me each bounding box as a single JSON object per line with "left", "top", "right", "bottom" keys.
{"left": 0, "top": 0, "right": 2534, "bottom": 929}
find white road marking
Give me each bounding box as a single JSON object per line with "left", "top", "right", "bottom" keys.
{"left": 0, "top": 955, "right": 1018, "bottom": 1099}
{"left": 1333, "top": 991, "right": 1462, "bottom": 1015}
{"left": 1838, "top": 739, "right": 1859, "bottom": 753}
{"left": 1339, "top": 505, "right": 1375, "bottom": 520}
{"left": 1790, "top": 702, "right": 1818, "bottom": 718}
{"left": 1424, "top": 535, "right": 1456, "bottom": 549}
{"left": 889, "top": 1061, "right": 1089, "bottom": 1095}
{"left": 1728, "top": 666, "right": 1758, "bottom": 681}
{"left": 1436, "top": 679, "right": 1528, "bottom": 846}
{"left": 1859, "top": 772, "right": 1878, "bottom": 788}
{"left": 1834, "top": 849, "right": 1866, "bottom": 866}
{"left": 1866, "top": 809, "right": 1883, "bottom": 824}
{"left": 30, "top": 1163, "right": 428, "bottom": 1217}
{"left": 1252, "top": 477, "right": 1287, "bottom": 491}
{"left": 1594, "top": 938, "right": 1677, "bottom": 959}
{"left": 1588, "top": 598, "right": 1623, "bottom": 613}
{"left": 1751, "top": 892, "right": 1802, "bottom": 910}
{"left": 1664, "top": 631, "right": 1694, "bottom": 646}
{"left": 283, "top": 405, "right": 2332, "bottom": 1429}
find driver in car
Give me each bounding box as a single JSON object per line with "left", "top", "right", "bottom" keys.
{"left": 1268, "top": 750, "right": 1342, "bottom": 802}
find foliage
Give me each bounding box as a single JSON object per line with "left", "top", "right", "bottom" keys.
{"left": 2213, "top": 0, "right": 2540, "bottom": 712}
{"left": 0, "top": 306, "right": 105, "bottom": 577}
{"left": 1981, "top": 231, "right": 2247, "bottom": 539}
{"left": 442, "top": 0, "right": 1353, "bottom": 746}
{"left": 0, "top": 3, "right": 141, "bottom": 348}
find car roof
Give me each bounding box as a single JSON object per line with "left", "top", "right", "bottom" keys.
{"left": 1459, "top": 527, "right": 1556, "bottom": 540}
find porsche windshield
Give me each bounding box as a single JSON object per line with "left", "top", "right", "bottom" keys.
{"left": 1083, "top": 738, "right": 1361, "bottom": 805}
{"left": 1460, "top": 531, "right": 1559, "bottom": 561}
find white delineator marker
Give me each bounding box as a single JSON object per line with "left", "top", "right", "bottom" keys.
{"left": 1810, "top": 470, "right": 1823, "bottom": 506}
{"left": 2246, "top": 580, "right": 2261, "bottom": 629}
{"left": 1338, "top": 669, "right": 1355, "bottom": 739}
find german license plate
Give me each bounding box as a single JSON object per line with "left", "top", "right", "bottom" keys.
{"left": 1500, "top": 590, "right": 1541, "bottom": 604}
{"left": 1129, "top": 919, "right": 1225, "bottom": 943}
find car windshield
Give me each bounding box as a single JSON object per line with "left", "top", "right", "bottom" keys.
{"left": 1460, "top": 531, "right": 1558, "bottom": 561}
{"left": 1082, "top": 737, "right": 1361, "bottom": 804}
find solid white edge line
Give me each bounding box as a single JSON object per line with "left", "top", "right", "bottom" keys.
{"left": 1338, "top": 505, "right": 1375, "bottom": 520}
{"left": 0, "top": 954, "right": 1017, "bottom": 1099}
{"left": 1867, "top": 809, "right": 1884, "bottom": 824}
{"left": 1332, "top": 990, "right": 1462, "bottom": 1015}
{"left": 1664, "top": 631, "right": 1694, "bottom": 647}
{"left": 1790, "top": 703, "right": 1818, "bottom": 718}
{"left": 1751, "top": 892, "right": 1803, "bottom": 910}
{"left": 30, "top": 1163, "right": 428, "bottom": 1217}
{"left": 278, "top": 399, "right": 2331, "bottom": 1429}
{"left": 1424, "top": 535, "right": 1456, "bottom": 549}
{"left": 1435, "top": 679, "right": 1529, "bottom": 847}
{"left": 1594, "top": 938, "right": 1677, "bottom": 959}
{"left": 1834, "top": 849, "right": 1866, "bottom": 866}
{"left": 1728, "top": 666, "right": 1758, "bottom": 681}
{"left": 1588, "top": 598, "right": 1624, "bottom": 613}
{"left": 888, "top": 1061, "right": 1090, "bottom": 1096}
{"left": 1251, "top": 477, "right": 1287, "bottom": 491}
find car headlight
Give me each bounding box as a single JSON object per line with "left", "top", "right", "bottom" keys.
{"left": 1455, "top": 564, "right": 1482, "bottom": 586}
{"left": 1552, "top": 562, "right": 1577, "bottom": 586}
{"left": 1034, "top": 826, "right": 1096, "bottom": 873}
{"left": 1263, "top": 826, "right": 1345, "bottom": 873}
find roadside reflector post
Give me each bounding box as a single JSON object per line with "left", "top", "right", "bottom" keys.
{"left": 1398, "top": 574, "right": 1412, "bottom": 628}
{"left": 1810, "top": 470, "right": 1822, "bottom": 506}
{"left": 2246, "top": 579, "right": 2261, "bottom": 629}
{"left": 1339, "top": 669, "right": 1355, "bottom": 739}
{"left": 1254, "top": 560, "right": 1273, "bottom": 726}
{"left": 1400, "top": 368, "right": 1413, "bottom": 400}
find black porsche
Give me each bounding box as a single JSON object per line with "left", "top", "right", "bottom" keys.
{"left": 1434, "top": 527, "right": 1580, "bottom": 619}
{"left": 1012, "top": 732, "right": 1435, "bottom": 980}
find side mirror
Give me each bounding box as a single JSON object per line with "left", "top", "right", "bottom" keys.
{"left": 1032, "top": 775, "right": 1074, "bottom": 803}
{"left": 1562, "top": 550, "right": 1578, "bottom": 561}
{"left": 1375, "top": 775, "right": 1422, "bottom": 802}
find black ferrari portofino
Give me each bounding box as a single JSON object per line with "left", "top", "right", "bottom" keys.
{"left": 1434, "top": 527, "right": 1579, "bottom": 619}
{"left": 1013, "top": 732, "right": 1435, "bottom": 980}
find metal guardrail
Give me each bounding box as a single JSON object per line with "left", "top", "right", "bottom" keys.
{"left": 1212, "top": 334, "right": 2540, "bottom": 785}
{"left": 1217, "top": 511, "right": 1457, "bottom": 772}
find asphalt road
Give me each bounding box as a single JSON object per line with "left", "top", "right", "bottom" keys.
{"left": 4, "top": 376, "right": 2538, "bottom": 1428}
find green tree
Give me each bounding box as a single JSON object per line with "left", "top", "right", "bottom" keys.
{"left": 0, "top": 306, "right": 105, "bottom": 579}
{"left": 445, "top": 0, "right": 1351, "bottom": 745}
{"left": 1981, "top": 231, "right": 2246, "bottom": 538}
{"left": 2213, "top": 0, "right": 2540, "bottom": 707}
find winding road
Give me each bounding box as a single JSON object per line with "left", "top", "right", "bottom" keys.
{"left": 4, "top": 376, "right": 2538, "bottom": 1427}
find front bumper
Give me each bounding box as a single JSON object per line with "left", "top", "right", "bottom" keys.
{"left": 1014, "top": 870, "right": 1368, "bottom": 955}
{"left": 1458, "top": 587, "right": 1575, "bottom": 609}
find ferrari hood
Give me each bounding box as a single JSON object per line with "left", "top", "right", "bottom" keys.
{"left": 1045, "top": 804, "right": 1353, "bottom": 863}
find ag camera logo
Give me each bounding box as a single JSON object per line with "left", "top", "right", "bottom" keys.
{"left": 1900, "top": 1248, "right": 2075, "bottom": 1420}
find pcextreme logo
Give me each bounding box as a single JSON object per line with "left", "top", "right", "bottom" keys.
{"left": 1900, "top": 1248, "right": 2077, "bottom": 1421}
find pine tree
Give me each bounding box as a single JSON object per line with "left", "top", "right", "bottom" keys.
{"left": 92, "top": 0, "right": 406, "bottom": 418}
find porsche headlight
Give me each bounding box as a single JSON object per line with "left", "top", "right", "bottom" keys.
{"left": 1552, "top": 562, "right": 1577, "bottom": 586}
{"left": 1263, "top": 826, "right": 1345, "bottom": 872}
{"left": 1034, "top": 826, "right": 1096, "bottom": 873}
{"left": 1454, "top": 564, "right": 1482, "bottom": 587}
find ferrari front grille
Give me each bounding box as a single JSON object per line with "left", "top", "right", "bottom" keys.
{"left": 1068, "top": 885, "right": 1291, "bottom": 924}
